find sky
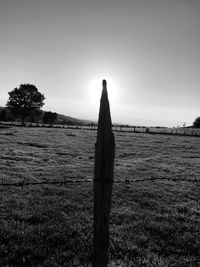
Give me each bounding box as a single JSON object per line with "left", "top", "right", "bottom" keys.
{"left": 0, "top": 0, "right": 200, "bottom": 127}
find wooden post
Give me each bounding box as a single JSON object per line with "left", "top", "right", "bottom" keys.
{"left": 92, "top": 80, "right": 115, "bottom": 267}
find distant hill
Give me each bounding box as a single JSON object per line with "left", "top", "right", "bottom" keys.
{"left": 0, "top": 106, "right": 93, "bottom": 126}
{"left": 55, "top": 113, "right": 93, "bottom": 125}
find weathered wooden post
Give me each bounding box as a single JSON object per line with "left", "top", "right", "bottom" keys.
{"left": 93, "top": 80, "right": 115, "bottom": 267}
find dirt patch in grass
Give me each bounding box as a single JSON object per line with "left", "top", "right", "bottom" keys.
{"left": 17, "top": 142, "right": 48, "bottom": 148}
{"left": 0, "top": 131, "right": 15, "bottom": 136}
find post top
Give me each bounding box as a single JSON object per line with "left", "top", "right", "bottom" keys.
{"left": 102, "top": 79, "right": 107, "bottom": 89}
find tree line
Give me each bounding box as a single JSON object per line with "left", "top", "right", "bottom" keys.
{"left": 0, "top": 83, "right": 200, "bottom": 128}
{"left": 0, "top": 84, "right": 58, "bottom": 126}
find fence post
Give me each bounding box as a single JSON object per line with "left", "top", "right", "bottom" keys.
{"left": 92, "top": 80, "right": 115, "bottom": 267}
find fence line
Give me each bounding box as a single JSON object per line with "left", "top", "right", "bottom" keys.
{"left": 1, "top": 120, "right": 200, "bottom": 137}
{"left": 170, "top": 258, "right": 200, "bottom": 267}
{"left": 0, "top": 178, "right": 93, "bottom": 188}
{"left": 0, "top": 177, "right": 199, "bottom": 188}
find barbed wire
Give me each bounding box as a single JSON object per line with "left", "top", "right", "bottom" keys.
{"left": 0, "top": 176, "right": 199, "bottom": 188}
{"left": 121, "top": 177, "right": 200, "bottom": 184}
{"left": 169, "top": 258, "right": 200, "bottom": 267}
{"left": 0, "top": 178, "right": 92, "bottom": 188}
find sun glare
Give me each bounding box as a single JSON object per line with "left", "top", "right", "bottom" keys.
{"left": 88, "top": 75, "right": 119, "bottom": 106}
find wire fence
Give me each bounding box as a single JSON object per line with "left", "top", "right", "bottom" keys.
{"left": 1, "top": 121, "right": 200, "bottom": 137}
{"left": 1, "top": 120, "right": 199, "bottom": 266}
{"left": 170, "top": 258, "right": 200, "bottom": 267}
{"left": 0, "top": 176, "right": 199, "bottom": 189}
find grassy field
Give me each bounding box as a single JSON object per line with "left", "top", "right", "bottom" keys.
{"left": 0, "top": 126, "right": 200, "bottom": 266}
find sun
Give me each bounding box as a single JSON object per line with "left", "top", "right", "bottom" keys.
{"left": 88, "top": 75, "right": 119, "bottom": 106}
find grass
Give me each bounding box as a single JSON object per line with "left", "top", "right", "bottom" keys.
{"left": 0, "top": 127, "right": 200, "bottom": 266}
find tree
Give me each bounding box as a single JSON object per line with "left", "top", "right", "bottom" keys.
{"left": 193, "top": 117, "right": 200, "bottom": 128}
{"left": 28, "top": 109, "right": 43, "bottom": 123}
{"left": 7, "top": 84, "right": 45, "bottom": 126}
{"left": 42, "top": 111, "right": 58, "bottom": 124}
{"left": 0, "top": 108, "right": 7, "bottom": 121}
